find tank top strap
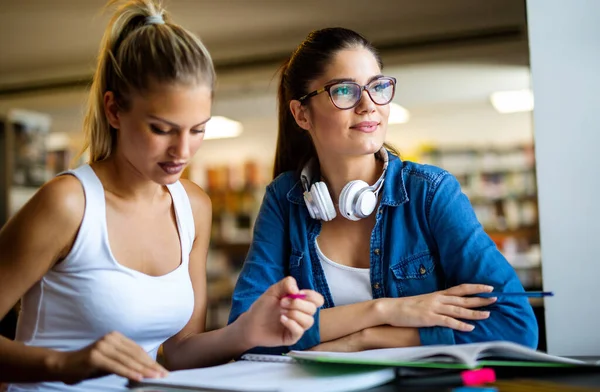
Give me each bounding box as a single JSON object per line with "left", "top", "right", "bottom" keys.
{"left": 166, "top": 181, "right": 195, "bottom": 261}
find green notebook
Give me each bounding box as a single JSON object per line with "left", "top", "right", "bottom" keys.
{"left": 288, "top": 341, "right": 597, "bottom": 370}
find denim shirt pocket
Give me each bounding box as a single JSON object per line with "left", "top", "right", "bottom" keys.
{"left": 391, "top": 250, "right": 439, "bottom": 296}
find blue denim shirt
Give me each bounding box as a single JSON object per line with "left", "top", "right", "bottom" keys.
{"left": 228, "top": 152, "right": 538, "bottom": 354}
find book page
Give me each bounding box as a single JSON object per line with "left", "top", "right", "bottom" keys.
{"left": 290, "top": 344, "right": 476, "bottom": 367}
{"left": 475, "top": 341, "right": 587, "bottom": 365}
{"left": 133, "top": 360, "right": 395, "bottom": 392}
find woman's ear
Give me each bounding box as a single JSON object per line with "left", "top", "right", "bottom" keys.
{"left": 104, "top": 91, "right": 121, "bottom": 130}
{"left": 289, "top": 100, "right": 312, "bottom": 131}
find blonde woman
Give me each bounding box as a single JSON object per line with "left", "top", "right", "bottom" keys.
{"left": 0, "top": 1, "right": 323, "bottom": 391}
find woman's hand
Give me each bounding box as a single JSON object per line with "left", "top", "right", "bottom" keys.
{"left": 51, "top": 331, "right": 167, "bottom": 384}
{"left": 241, "top": 276, "right": 324, "bottom": 348}
{"left": 378, "top": 284, "right": 497, "bottom": 332}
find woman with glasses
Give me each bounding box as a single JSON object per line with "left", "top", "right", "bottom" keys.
{"left": 228, "top": 27, "right": 538, "bottom": 353}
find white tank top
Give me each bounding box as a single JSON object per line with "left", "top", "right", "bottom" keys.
{"left": 315, "top": 239, "right": 373, "bottom": 306}
{"left": 8, "top": 165, "right": 196, "bottom": 392}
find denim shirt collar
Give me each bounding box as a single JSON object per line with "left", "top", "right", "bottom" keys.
{"left": 286, "top": 150, "right": 409, "bottom": 207}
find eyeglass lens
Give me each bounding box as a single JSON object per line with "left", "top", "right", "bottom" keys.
{"left": 329, "top": 78, "right": 395, "bottom": 109}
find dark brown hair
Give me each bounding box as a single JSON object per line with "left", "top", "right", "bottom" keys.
{"left": 273, "top": 27, "right": 398, "bottom": 179}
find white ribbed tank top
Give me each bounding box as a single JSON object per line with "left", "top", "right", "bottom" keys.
{"left": 8, "top": 165, "right": 196, "bottom": 392}
{"left": 315, "top": 240, "right": 373, "bottom": 307}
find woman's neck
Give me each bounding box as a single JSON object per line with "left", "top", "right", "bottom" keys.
{"left": 93, "top": 154, "right": 164, "bottom": 204}
{"left": 318, "top": 152, "right": 383, "bottom": 203}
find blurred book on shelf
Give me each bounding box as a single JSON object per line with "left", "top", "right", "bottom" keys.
{"left": 197, "top": 160, "right": 272, "bottom": 330}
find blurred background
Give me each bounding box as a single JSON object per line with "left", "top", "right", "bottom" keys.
{"left": 0, "top": 0, "right": 544, "bottom": 348}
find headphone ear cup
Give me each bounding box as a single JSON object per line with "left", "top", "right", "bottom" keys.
{"left": 339, "top": 180, "right": 369, "bottom": 221}
{"left": 355, "top": 189, "right": 378, "bottom": 218}
{"left": 312, "top": 182, "right": 337, "bottom": 221}
{"left": 303, "top": 191, "right": 320, "bottom": 220}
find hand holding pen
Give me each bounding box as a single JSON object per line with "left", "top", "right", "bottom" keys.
{"left": 242, "top": 277, "right": 324, "bottom": 348}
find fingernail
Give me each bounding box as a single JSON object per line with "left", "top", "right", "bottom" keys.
{"left": 468, "top": 324, "right": 475, "bottom": 331}
{"left": 483, "top": 311, "right": 490, "bottom": 317}
{"left": 486, "top": 286, "right": 494, "bottom": 291}
{"left": 489, "top": 297, "right": 497, "bottom": 301}
{"left": 280, "top": 308, "right": 288, "bottom": 315}
{"left": 281, "top": 298, "right": 291, "bottom": 307}
{"left": 281, "top": 314, "right": 289, "bottom": 322}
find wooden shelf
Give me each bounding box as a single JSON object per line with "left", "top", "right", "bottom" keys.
{"left": 451, "top": 167, "right": 536, "bottom": 177}
{"left": 485, "top": 226, "right": 539, "bottom": 238}
{"left": 529, "top": 297, "right": 545, "bottom": 308}
{"left": 469, "top": 193, "right": 538, "bottom": 205}
{"left": 211, "top": 241, "right": 250, "bottom": 253}
{"left": 422, "top": 145, "right": 533, "bottom": 155}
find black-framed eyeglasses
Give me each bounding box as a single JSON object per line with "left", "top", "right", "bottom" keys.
{"left": 298, "top": 76, "right": 397, "bottom": 110}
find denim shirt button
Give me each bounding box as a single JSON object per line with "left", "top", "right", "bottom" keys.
{"left": 419, "top": 265, "right": 427, "bottom": 275}
{"left": 373, "top": 282, "right": 380, "bottom": 289}
{"left": 374, "top": 248, "right": 380, "bottom": 255}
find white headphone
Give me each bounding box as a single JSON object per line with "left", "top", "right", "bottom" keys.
{"left": 300, "top": 147, "right": 389, "bottom": 222}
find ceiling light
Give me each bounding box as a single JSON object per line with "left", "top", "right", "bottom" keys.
{"left": 490, "top": 89, "right": 534, "bottom": 114}
{"left": 204, "top": 116, "right": 243, "bottom": 140}
{"left": 388, "top": 103, "right": 410, "bottom": 124}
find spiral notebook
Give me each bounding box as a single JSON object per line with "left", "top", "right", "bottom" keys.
{"left": 241, "top": 353, "right": 298, "bottom": 363}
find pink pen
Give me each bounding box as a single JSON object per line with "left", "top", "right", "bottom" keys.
{"left": 284, "top": 293, "right": 307, "bottom": 300}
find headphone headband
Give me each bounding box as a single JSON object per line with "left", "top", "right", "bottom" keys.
{"left": 371, "top": 147, "right": 389, "bottom": 194}
{"left": 300, "top": 147, "right": 388, "bottom": 193}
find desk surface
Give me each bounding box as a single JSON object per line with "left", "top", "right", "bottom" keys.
{"left": 131, "top": 357, "right": 600, "bottom": 392}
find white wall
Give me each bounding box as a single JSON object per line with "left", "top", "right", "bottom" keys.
{"left": 527, "top": 0, "right": 600, "bottom": 355}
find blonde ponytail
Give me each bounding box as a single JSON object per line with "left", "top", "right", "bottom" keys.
{"left": 81, "top": 0, "right": 215, "bottom": 163}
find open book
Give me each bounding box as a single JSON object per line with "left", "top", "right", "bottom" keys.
{"left": 130, "top": 360, "right": 395, "bottom": 392}
{"left": 289, "top": 341, "right": 592, "bottom": 370}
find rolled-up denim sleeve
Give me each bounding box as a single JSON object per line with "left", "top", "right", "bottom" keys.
{"left": 227, "top": 182, "right": 320, "bottom": 354}
{"left": 422, "top": 172, "right": 538, "bottom": 348}
{"left": 419, "top": 325, "right": 455, "bottom": 346}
